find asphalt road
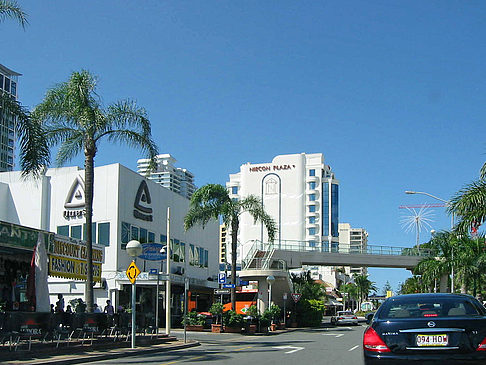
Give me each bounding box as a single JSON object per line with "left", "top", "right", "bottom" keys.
{"left": 91, "top": 320, "right": 366, "bottom": 365}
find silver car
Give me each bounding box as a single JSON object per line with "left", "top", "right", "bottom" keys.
{"left": 331, "top": 311, "right": 359, "bottom": 325}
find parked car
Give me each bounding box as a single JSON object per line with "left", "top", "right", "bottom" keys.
{"left": 331, "top": 311, "right": 358, "bottom": 326}
{"left": 363, "top": 293, "right": 486, "bottom": 364}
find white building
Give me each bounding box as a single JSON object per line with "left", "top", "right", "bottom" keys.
{"left": 0, "top": 63, "right": 20, "bottom": 172}
{"left": 0, "top": 163, "right": 219, "bottom": 322}
{"left": 226, "top": 152, "right": 339, "bottom": 263}
{"left": 338, "top": 223, "right": 368, "bottom": 276}
{"left": 137, "top": 154, "right": 196, "bottom": 199}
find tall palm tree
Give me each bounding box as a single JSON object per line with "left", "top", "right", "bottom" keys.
{"left": 353, "top": 274, "right": 377, "bottom": 309}
{"left": 0, "top": 0, "right": 28, "bottom": 28}
{"left": 32, "top": 70, "right": 158, "bottom": 312}
{"left": 449, "top": 180, "right": 486, "bottom": 233}
{"left": 184, "top": 184, "right": 276, "bottom": 311}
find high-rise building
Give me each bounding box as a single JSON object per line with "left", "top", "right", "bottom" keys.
{"left": 137, "top": 154, "right": 196, "bottom": 199}
{"left": 226, "top": 152, "right": 339, "bottom": 262}
{"left": 0, "top": 64, "right": 20, "bottom": 172}
{"left": 338, "top": 223, "right": 368, "bottom": 276}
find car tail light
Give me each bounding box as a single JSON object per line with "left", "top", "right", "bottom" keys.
{"left": 477, "top": 337, "right": 486, "bottom": 351}
{"left": 338, "top": 317, "right": 343, "bottom": 320}
{"left": 363, "top": 327, "right": 391, "bottom": 353}
{"left": 353, "top": 316, "right": 357, "bottom": 319}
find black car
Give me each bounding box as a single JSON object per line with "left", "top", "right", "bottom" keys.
{"left": 363, "top": 293, "right": 486, "bottom": 364}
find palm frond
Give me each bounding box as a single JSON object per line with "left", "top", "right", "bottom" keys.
{"left": 55, "top": 132, "right": 84, "bottom": 166}
{"left": 189, "top": 184, "right": 231, "bottom": 209}
{"left": 239, "top": 195, "right": 277, "bottom": 242}
{"left": 449, "top": 180, "right": 486, "bottom": 233}
{"left": 184, "top": 205, "right": 221, "bottom": 230}
{"left": 0, "top": 0, "right": 28, "bottom": 28}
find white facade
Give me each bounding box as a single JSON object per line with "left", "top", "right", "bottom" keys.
{"left": 137, "top": 154, "right": 196, "bottom": 199}
{"left": 0, "top": 163, "right": 219, "bottom": 309}
{"left": 338, "top": 223, "right": 368, "bottom": 276}
{"left": 226, "top": 152, "right": 339, "bottom": 263}
{"left": 0, "top": 63, "right": 20, "bottom": 172}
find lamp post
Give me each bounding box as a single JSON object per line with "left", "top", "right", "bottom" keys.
{"left": 126, "top": 240, "right": 142, "bottom": 349}
{"left": 405, "top": 190, "right": 455, "bottom": 292}
{"left": 266, "top": 275, "right": 275, "bottom": 309}
{"left": 165, "top": 207, "right": 171, "bottom": 335}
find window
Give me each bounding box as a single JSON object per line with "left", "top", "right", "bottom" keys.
{"left": 309, "top": 194, "right": 316, "bottom": 201}
{"left": 0, "top": 75, "right": 3, "bottom": 91}
{"left": 322, "top": 183, "right": 329, "bottom": 236}
{"left": 10, "top": 81, "right": 16, "bottom": 96}
{"left": 57, "top": 225, "right": 69, "bottom": 237}
{"left": 308, "top": 205, "right": 316, "bottom": 213}
{"left": 180, "top": 242, "right": 185, "bottom": 262}
{"left": 71, "top": 225, "right": 82, "bottom": 239}
{"left": 148, "top": 231, "right": 155, "bottom": 243}
{"left": 199, "top": 247, "right": 205, "bottom": 267}
{"left": 139, "top": 228, "right": 147, "bottom": 244}
{"left": 98, "top": 222, "right": 110, "bottom": 246}
{"left": 131, "top": 226, "right": 139, "bottom": 241}
{"left": 83, "top": 223, "right": 96, "bottom": 242}
{"left": 160, "top": 234, "right": 167, "bottom": 245}
{"left": 331, "top": 184, "right": 339, "bottom": 237}
{"left": 204, "top": 249, "right": 209, "bottom": 268}
{"left": 309, "top": 169, "right": 315, "bottom": 177}
{"left": 173, "top": 239, "right": 180, "bottom": 262}
{"left": 232, "top": 186, "right": 238, "bottom": 194}
{"left": 4, "top": 77, "right": 10, "bottom": 93}
{"left": 189, "top": 244, "right": 195, "bottom": 266}
{"left": 121, "top": 222, "right": 131, "bottom": 244}
{"left": 308, "top": 182, "right": 316, "bottom": 190}
{"left": 308, "top": 227, "right": 316, "bottom": 235}
{"left": 309, "top": 241, "right": 317, "bottom": 247}
{"left": 308, "top": 216, "right": 316, "bottom": 224}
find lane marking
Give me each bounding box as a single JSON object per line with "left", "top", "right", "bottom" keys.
{"left": 348, "top": 345, "right": 359, "bottom": 352}
{"left": 273, "top": 345, "right": 305, "bottom": 354}
{"left": 336, "top": 334, "right": 344, "bottom": 338}
{"left": 159, "top": 355, "right": 206, "bottom": 365}
{"left": 234, "top": 346, "right": 254, "bottom": 351}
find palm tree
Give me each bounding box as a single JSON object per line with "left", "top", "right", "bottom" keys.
{"left": 184, "top": 184, "right": 276, "bottom": 311}
{"left": 449, "top": 180, "right": 486, "bottom": 233}
{"left": 32, "top": 70, "right": 158, "bottom": 312}
{"left": 0, "top": 0, "right": 28, "bottom": 28}
{"left": 353, "top": 274, "right": 377, "bottom": 309}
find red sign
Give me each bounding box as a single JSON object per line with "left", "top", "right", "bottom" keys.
{"left": 291, "top": 293, "right": 302, "bottom": 303}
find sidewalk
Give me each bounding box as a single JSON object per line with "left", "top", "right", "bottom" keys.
{"left": 3, "top": 335, "right": 200, "bottom": 365}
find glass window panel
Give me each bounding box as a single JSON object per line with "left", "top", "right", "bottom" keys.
{"left": 57, "top": 225, "right": 69, "bottom": 237}
{"left": 83, "top": 223, "right": 96, "bottom": 242}
{"left": 309, "top": 194, "right": 316, "bottom": 201}
{"left": 139, "top": 228, "right": 147, "bottom": 244}
{"left": 10, "top": 81, "right": 16, "bottom": 96}
{"left": 160, "top": 234, "right": 167, "bottom": 245}
{"left": 173, "top": 239, "right": 180, "bottom": 262}
{"left": 180, "top": 242, "right": 185, "bottom": 262}
{"left": 204, "top": 250, "right": 208, "bottom": 268}
{"left": 131, "top": 226, "right": 139, "bottom": 240}
{"left": 308, "top": 205, "right": 316, "bottom": 213}
{"left": 199, "top": 247, "right": 204, "bottom": 267}
{"left": 71, "top": 225, "right": 82, "bottom": 239}
{"left": 98, "top": 222, "right": 110, "bottom": 246}
{"left": 148, "top": 231, "right": 155, "bottom": 243}
{"left": 121, "top": 222, "right": 131, "bottom": 244}
{"left": 232, "top": 186, "right": 238, "bottom": 194}
{"left": 309, "top": 169, "right": 315, "bottom": 176}
{"left": 4, "top": 77, "right": 10, "bottom": 93}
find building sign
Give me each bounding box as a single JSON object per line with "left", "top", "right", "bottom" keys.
{"left": 133, "top": 180, "right": 153, "bottom": 221}
{"left": 0, "top": 221, "right": 48, "bottom": 250}
{"left": 249, "top": 164, "right": 295, "bottom": 172}
{"left": 47, "top": 235, "right": 104, "bottom": 282}
{"left": 139, "top": 243, "right": 166, "bottom": 261}
{"left": 63, "top": 175, "right": 86, "bottom": 220}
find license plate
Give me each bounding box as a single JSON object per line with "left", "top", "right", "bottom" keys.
{"left": 416, "top": 334, "right": 448, "bottom": 347}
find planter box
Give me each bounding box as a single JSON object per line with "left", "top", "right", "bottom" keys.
{"left": 276, "top": 323, "right": 286, "bottom": 330}
{"left": 186, "top": 325, "right": 204, "bottom": 332}
{"left": 211, "top": 324, "right": 222, "bottom": 333}
{"left": 290, "top": 322, "right": 298, "bottom": 328}
{"left": 248, "top": 324, "right": 257, "bottom": 334}
{"left": 224, "top": 326, "right": 242, "bottom": 333}
{"left": 270, "top": 324, "right": 277, "bottom": 331}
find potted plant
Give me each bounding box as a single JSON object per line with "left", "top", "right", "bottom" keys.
{"left": 246, "top": 305, "right": 259, "bottom": 334}
{"left": 209, "top": 303, "right": 224, "bottom": 332}
{"left": 269, "top": 304, "right": 281, "bottom": 331}
{"left": 223, "top": 310, "right": 244, "bottom": 333}
{"left": 183, "top": 311, "right": 205, "bottom": 331}
{"left": 259, "top": 309, "right": 271, "bottom": 333}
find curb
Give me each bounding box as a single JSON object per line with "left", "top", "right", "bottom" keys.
{"left": 5, "top": 340, "right": 200, "bottom": 365}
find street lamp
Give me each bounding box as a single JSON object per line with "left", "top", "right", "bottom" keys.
{"left": 266, "top": 275, "right": 275, "bottom": 309}
{"left": 126, "top": 239, "right": 142, "bottom": 349}
{"left": 405, "top": 190, "right": 455, "bottom": 292}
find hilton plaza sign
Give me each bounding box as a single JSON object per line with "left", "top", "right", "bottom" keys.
{"left": 249, "top": 164, "right": 295, "bottom": 172}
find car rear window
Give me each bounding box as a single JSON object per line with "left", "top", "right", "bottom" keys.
{"left": 379, "top": 297, "right": 485, "bottom": 319}
{"left": 339, "top": 311, "right": 353, "bottom": 316}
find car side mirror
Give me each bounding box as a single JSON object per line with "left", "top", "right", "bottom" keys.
{"left": 365, "top": 312, "right": 374, "bottom": 325}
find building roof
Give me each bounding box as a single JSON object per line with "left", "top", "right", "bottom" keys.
{"left": 0, "top": 64, "right": 21, "bottom": 76}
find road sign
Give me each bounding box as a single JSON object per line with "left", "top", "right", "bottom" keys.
{"left": 218, "top": 273, "right": 226, "bottom": 284}
{"left": 283, "top": 293, "right": 288, "bottom": 300}
{"left": 291, "top": 293, "right": 302, "bottom": 303}
{"left": 126, "top": 261, "right": 141, "bottom": 284}
{"left": 223, "top": 284, "right": 236, "bottom": 288}
{"left": 214, "top": 289, "right": 231, "bottom": 295}
{"left": 239, "top": 280, "right": 249, "bottom": 286}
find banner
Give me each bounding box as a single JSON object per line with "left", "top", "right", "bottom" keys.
{"left": 49, "top": 255, "right": 102, "bottom": 282}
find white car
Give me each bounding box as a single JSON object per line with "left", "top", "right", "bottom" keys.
{"left": 331, "top": 311, "right": 359, "bottom": 326}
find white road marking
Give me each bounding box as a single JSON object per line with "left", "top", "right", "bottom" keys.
{"left": 336, "top": 334, "right": 344, "bottom": 338}
{"left": 348, "top": 345, "right": 359, "bottom": 352}
{"left": 322, "top": 333, "right": 344, "bottom": 338}
{"left": 273, "top": 345, "right": 305, "bottom": 354}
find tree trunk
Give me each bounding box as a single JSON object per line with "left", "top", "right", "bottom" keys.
{"left": 84, "top": 150, "right": 95, "bottom": 313}
{"left": 230, "top": 219, "right": 238, "bottom": 312}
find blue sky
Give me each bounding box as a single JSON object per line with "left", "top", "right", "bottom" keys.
{"left": 3, "top": 1, "right": 486, "bottom": 291}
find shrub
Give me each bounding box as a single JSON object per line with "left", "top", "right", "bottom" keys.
{"left": 223, "top": 310, "right": 244, "bottom": 328}
{"left": 183, "top": 311, "right": 205, "bottom": 326}
{"left": 297, "top": 299, "right": 324, "bottom": 327}
{"left": 210, "top": 302, "right": 224, "bottom": 324}
{"left": 269, "top": 304, "right": 281, "bottom": 323}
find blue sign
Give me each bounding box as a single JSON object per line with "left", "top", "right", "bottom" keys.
{"left": 219, "top": 263, "right": 241, "bottom": 271}
{"left": 239, "top": 280, "right": 249, "bottom": 286}
{"left": 139, "top": 243, "right": 166, "bottom": 261}
{"left": 218, "top": 273, "right": 226, "bottom": 284}
{"left": 223, "top": 284, "right": 236, "bottom": 288}
{"left": 149, "top": 268, "right": 158, "bottom": 275}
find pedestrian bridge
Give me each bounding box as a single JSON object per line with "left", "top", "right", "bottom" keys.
{"left": 242, "top": 240, "right": 433, "bottom": 271}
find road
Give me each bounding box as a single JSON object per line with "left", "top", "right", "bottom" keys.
{"left": 92, "top": 320, "right": 366, "bottom": 365}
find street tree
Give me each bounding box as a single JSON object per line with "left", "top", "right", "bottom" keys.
{"left": 0, "top": 0, "right": 28, "bottom": 28}
{"left": 184, "top": 184, "right": 276, "bottom": 311}
{"left": 353, "top": 274, "right": 377, "bottom": 309}
{"left": 32, "top": 70, "right": 158, "bottom": 312}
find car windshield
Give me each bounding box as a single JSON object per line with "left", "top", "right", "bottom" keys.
{"left": 380, "top": 297, "right": 485, "bottom": 319}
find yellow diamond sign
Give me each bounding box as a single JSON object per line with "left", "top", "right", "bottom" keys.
{"left": 126, "top": 261, "right": 141, "bottom": 284}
